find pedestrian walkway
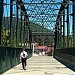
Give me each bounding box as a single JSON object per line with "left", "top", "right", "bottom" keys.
{"left": 3, "top": 54, "right": 75, "bottom": 75}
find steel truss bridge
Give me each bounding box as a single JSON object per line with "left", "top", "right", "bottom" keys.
{"left": 1, "top": 0, "right": 75, "bottom": 73}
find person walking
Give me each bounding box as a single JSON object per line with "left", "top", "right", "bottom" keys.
{"left": 20, "top": 47, "right": 28, "bottom": 70}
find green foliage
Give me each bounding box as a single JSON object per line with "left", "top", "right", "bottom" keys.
{"left": 65, "top": 0, "right": 70, "bottom": 3}
{"left": 2, "top": 28, "right": 10, "bottom": 46}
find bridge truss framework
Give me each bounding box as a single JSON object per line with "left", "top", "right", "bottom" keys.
{"left": 0, "top": 0, "right": 75, "bottom": 49}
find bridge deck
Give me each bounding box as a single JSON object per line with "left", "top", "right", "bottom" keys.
{"left": 3, "top": 54, "right": 75, "bottom": 75}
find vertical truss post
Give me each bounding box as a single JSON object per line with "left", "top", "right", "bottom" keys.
{"left": 56, "top": 21, "right": 60, "bottom": 48}
{"left": 54, "top": 24, "right": 57, "bottom": 49}
{"left": 21, "top": 16, "right": 23, "bottom": 46}
{"left": 67, "top": 4, "right": 69, "bottom": 47}
{"left": 73, "top": 0, "right": 75, "bottom": 47}
{"left": 57, "top": 22, "right": 60, "bottom": 48}
{"left": 0, "top": 0, "right": 3, "bottom": 45}
{"left": 63, "top": 11, "right": 65, "bottom": 47}
{"left": 20, "top": 11, "right": 22, "bottom": 46}
{"left": 58, "top": 21, "right": 61, "bottom": 48}
{"left": 55, "top": 21, "right": 59, "bottom": 49}
{"left": 0, "top": 0, "right": 3, "bottom": 73}
{"left": 24, "top": 16, "right": 26, "bottom": 46}
{"left": 29, "top": 29, "right": 32, "bottom": 49}
{"left": 27, "top": 21, "right": 31, "bottom": 48}
{"left": 10, "top": 0, "right": 13, "bottom": 46}
{"left": 59, "top": 17, "right": 62, "bottom": 48}
{"left": 23, "top": 16, "right": 24, "bottom": 46}
{"left": 16, "top": 1, "right": 18, "bottom": 47}
{"left": 22, "top": 16, "right": 25, "bottom": 47}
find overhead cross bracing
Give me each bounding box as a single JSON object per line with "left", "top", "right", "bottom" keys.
{"left": 15, "top": 0, "right": 70, "bottom": 33}
{"left": 21, "top": 0, "right": 62, "bottom": 31}
{"left": 18, "top": 0, "right": 67, "bottom": 46}
{"left": 4, "top": 0, "right": 64, "bottom": 31}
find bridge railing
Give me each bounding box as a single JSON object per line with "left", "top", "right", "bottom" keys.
{"left": 54, "top": 47, "right": 75, "bottom": 71}
{"left": 0, "top": 46, "right": 32, "bottom": 74}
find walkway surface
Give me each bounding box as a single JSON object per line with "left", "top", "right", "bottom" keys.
{"left": 3, "top": 54, "right": 75, "bottom": 75}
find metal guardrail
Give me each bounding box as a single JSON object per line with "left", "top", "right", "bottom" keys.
{"left": 0, "top": 46, "right": 32, "bottom": 74}
{"left": 54, "top": 47, "right": 75, "bottom": 71}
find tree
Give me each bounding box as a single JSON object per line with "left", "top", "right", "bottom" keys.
{"left": 2, "top": 28, "right": 10, "bottom": 46}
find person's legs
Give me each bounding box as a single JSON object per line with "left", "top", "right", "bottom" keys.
{"left": 23, "top": 58, "right": 27, "bottom": 70}
{"left": 25, "top": 58, "right": 27, "bottom": 67}
{"left": 21, "top": 58, "right": 25, "bottom": 70}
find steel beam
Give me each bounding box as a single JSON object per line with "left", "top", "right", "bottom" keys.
{"left": 20, "top": 11, "right": 22, "bottom": 46}
{"left": 59, "top": 17, "right": 62, "bottom": 48}
{"left": 5, "top": 2, "right": 74, "bottom": 5}
{"left": 0, "top": 0, "right": 3, "bottom": 45}
{"left": 56, "top": 0, "right": 69, "bottom": 21}
{"left": 73, "top": 0, "right": 75, "bottom": 47}
{"left": 16, "top": 1, "right": 18, "bottom": 47}
{"left": 63, "top": 11, "right": 65, "bottom": 47}
{"left": 67, "top": 4, "right": 69, "bottom": 47}
{"left": 24, "top": 16, "right": 26, "bottom": 46}
{"left": 17, "top": 0, "right": 28, "bottom": 19}
{"left": 10, "top": 0, "right": 13, "bottom": 46}
{"left": 54, "top": 22, "right": 58, "bottom": 49}
{"left": 57, "top": 22, "right": 60, "bottom": 48}
{"left": 0, "top": 0, "right": 3, "bottom": 73}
